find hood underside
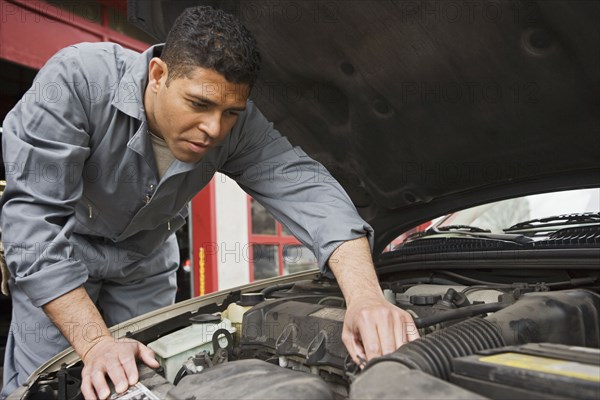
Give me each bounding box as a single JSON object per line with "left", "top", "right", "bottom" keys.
{"left": 129, "top": 0, "right": 600, "bottom": 252}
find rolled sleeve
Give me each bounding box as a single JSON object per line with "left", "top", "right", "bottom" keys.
{"left": 1, "top": 46, "right": 92, "bottom": 306}
{"left": 221, "top": 102, "right": 374, "bottom": 276}
{"left": 11, "top": 258, "right": 88, "bottom": 307}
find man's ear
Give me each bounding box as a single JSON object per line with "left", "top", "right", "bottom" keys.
{"left": 148, "top": 58, "right": 168, "bottom": 93}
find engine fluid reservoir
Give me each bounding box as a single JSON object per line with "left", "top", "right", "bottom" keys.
{"left": 226, "top": 302, "right": 252, "bottom": 324}
{"left": 224, "top": 302, "right": 252, "bottom": 344}
{"left": 148, "top": 317, "right": 235, "bottom": 383}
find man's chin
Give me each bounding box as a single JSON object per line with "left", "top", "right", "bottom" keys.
{"left": 175, "top": 153, "right": 204, "bottom": 164}
{"left": 171, "top": 141, "right": 214, "bottom": 163}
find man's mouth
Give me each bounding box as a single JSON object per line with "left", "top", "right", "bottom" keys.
{"left": 186, "top": 140, "right": 209, "bottom": 154}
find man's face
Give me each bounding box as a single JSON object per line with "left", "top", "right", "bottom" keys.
{"left": 146, "top": 60, "right": 250, "bottom": 163}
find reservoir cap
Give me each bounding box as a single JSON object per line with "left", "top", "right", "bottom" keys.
{"left": 237, "top": 293, "right": 265, "bottom": 306}
{"left": 189, "top": 314, "right": 222, "bottom": 324}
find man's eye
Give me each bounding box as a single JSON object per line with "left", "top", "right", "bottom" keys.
{"left": 191, "top": 101, "right": 208, "bottom": 109}
{"left": 228, "top": 110, "right": 240, "bottom": 116}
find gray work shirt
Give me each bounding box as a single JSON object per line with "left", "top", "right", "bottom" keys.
{"left": 0, "top": 43, "right": 373, "bottom": 308}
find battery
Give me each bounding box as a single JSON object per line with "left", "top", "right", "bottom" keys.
{"left": 450, "top": 343, "right": 600, "bottom": 400}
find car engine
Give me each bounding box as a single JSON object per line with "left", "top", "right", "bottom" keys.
{"left": 18, "top": 272, "right": 600, "bottom": 400}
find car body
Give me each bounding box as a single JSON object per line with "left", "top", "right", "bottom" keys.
{"left": 7, "top": 0, "right": 600, "bottom": 399}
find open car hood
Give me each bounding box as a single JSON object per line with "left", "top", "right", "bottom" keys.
{"left": 128, "top": 0, "right": 600, "bottom": 254}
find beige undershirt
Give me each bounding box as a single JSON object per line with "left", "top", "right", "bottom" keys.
{"left": 148, "top": 130, "right": 176, "bottom": 180}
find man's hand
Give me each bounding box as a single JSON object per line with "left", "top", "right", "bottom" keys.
{"left": 43, "top": 287, "right": 159, "bottom": 399}
{"left": 342, "top": 293, "right": 419, "bottom": 365}
{"left": 327, "top": 237, "right": 420, "bottom": 366}
{"left": 81, "top": 337, "right": 159, "bottom": 399}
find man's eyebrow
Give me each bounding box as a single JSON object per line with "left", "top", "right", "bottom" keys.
{"left": 187, "top": 94, "right": 247, "bottom": 112}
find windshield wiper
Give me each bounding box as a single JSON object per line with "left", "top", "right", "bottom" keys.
{"left": 436, "top": 225, "right": 491, "bottom": 233}
{"left": 405, "top": 226, "right": 491, "bottom": 242}
{"left": 504, "top": 212, "right": 600, "bottom": 232}
{"left": 413, "top": 225, "right": 532, "bottom": 244}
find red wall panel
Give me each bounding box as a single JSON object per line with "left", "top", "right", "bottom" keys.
{"left": 190, "top": 179, "right": 219, "bottom": 296}
{"left": 0, "top": 0, "right": 147, "bottom": 69}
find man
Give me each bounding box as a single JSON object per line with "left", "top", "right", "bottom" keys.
{"left": 1, "top": 6, "right": 418, "bottom": 399}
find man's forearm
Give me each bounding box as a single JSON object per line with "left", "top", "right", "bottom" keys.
{"left": 327, "top": 237, "right": 384, "bottom": 305}
{"left": 43, "top": 286, "right": 112, "bottom": 358}
{"left": 328, "top": 236, "right": 419, "bottom": 363}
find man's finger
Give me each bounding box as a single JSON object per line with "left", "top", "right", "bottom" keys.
{"left": 357, "top": 319, "right": 383, "bottom": 361}
{"left": 91, "top": 369, "right": 111, "bottom": 400}
{"left": 138, "top": 343, "right": 160, "bottom": 368}
{"left": 376, "top": 311, "right": 396, "bottom": 355}
{"left": 406, "top": 318, "right": 420, "bottom": 342}
{"left": 352, "top": 337, "right": 368, "bottom": 367}
{"left": 106, "top": 359, "right": 129, "bottom": 394}
{"left": 81, "top": 372, "right": 96, "bottom": 400}
{"left": 120, "top": 348, "right": 140, "bottom": 386}
{"left": 342, "top": 326, "right": 366, "bottom": 367}
{"left": 393, "top": 311, "right": 407, "bottom": 349}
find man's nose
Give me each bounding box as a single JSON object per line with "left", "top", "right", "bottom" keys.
{"left": 199, "top": 113, "right": 222, "bottom": 139}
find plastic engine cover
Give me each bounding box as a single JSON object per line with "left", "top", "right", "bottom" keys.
{"left": 241, "top": 299, "right": 347, "bottom": 370}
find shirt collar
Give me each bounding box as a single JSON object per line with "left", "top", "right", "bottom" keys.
{"left": 111, "top": 44, "right": 164, "bottom": 121}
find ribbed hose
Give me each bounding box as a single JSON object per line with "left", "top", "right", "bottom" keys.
{"left": 368, "top": 318, "right": 505, "bottom": 380}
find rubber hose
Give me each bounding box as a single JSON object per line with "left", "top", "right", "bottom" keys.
{"left": 414, "top": 302, "right": 509, "bottom": 328}
{"left": 173, "top": 365, "right": 189, "bottom": 386}
{"left": 366, "top": 318, "right": 505, "bottom": 380}
{"left": 261, "top": 283, "right": 294, "bottom": 298}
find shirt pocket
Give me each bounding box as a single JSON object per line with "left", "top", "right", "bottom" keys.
{"left": 73, "top": 194, "right": 120, "bottom": 239}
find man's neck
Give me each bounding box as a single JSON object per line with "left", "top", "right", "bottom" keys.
{"left": 143, "top": 84, "right": 163, "bottom": 139}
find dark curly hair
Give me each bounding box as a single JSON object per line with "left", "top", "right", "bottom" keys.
{"left": 161, "top": 6, "right": 261, "bottom": 87}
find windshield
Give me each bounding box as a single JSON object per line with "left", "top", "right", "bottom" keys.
{"left": 436, "top": 188, "right": 600, "bottom": 234}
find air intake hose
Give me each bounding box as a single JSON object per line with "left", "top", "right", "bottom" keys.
{"left": 363, "top": 290, "right": 600, "bottom": 380}
{"left": 366, "top": 317, "right": 504, "bottom": 380}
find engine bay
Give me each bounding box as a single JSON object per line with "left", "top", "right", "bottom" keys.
{"left": 19, "top": 270, "right": 600, "bottom": 400}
